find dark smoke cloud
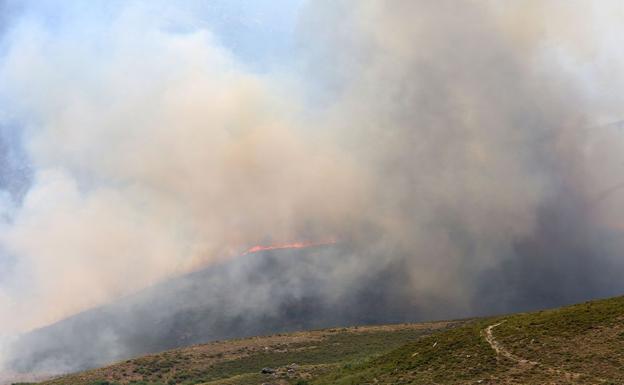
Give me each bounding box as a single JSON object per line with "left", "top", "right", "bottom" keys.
{"left": 2, "top": 0, "right": 624, "bottom": 379}
{"left": 296, "top": 0, "right": 624, "bottom": 311}
{"left": 476, "top": 120, "right": 624, "bottom": 313}
{"left": 7, "top": 246, "right": 429, "bottom": 374}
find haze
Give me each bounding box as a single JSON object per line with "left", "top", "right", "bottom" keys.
{"left": 1, "top": 0, "right": 624, "bottom": 379}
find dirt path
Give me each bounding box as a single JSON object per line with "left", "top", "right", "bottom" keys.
{"left": 483, "top": 321, "right": 605, "bottom": 383}
{"left": 484, "top": 321, "right": 537, "bottom": 366}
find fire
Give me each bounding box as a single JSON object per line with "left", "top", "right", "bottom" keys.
{"left": 243, "top": 239, "right": 337, "bottom": 255}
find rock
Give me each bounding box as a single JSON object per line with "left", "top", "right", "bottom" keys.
{"left": 261, "top": 367, "right": 276, "bottom": 374}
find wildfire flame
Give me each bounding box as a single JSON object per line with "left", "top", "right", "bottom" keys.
{"left": 243, "top": 239, "right": 337, "bottom": 255}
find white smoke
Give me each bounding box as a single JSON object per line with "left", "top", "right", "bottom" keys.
{"left": 1, "top": 0, "right": 624, "bottom": 377}
{"left": 0, "top": 1, "right": 363, "bottom": 335}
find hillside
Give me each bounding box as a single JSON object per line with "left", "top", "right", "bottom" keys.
{"left": 9, "top": 243, "right": 622, "bottom": 378}
{"left": 27, "top": 295, "right": 624, "bottom": 385}
{"left": 314, "top": 295, "right": 624, "bottom": 385}
{"left": 6, "top": 245, "right": 434, "bottom": 375}
{"left": 33, "top": 321, "right": 458, "bottom": 385}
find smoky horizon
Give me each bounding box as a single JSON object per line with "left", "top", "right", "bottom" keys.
{"left": 0, "top": 0, "right": 624, "bottom": 380}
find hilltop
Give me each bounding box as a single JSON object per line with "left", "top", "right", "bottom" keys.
{"left": 24, "top": 295, "right": 624, "bottom": 385}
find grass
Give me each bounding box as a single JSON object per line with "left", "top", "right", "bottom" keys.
{"left": 312, "top": 319, "right": 507, "bottom": 385}
{"left": 313, "top": 296, "right": 624, "bottom": 385}
{"left": 32, "top": 295, "right": 624, "bottom": 385}
{"left": 38, "top": 322, "right": 455, "bottom": 385}
{"left": 494, "top": 296, "right": 624, "bottom": 383}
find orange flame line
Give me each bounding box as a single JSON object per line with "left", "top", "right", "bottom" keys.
{"left": 243, "top": 239, "right": 337, "bottom": 255}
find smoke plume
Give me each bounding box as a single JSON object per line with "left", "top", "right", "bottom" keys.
{"left": 1, "top": 0, "right": 624, "bottom": 378}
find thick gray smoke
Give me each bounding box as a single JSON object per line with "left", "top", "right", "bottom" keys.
{"left": 2, "top": 0, "right": 624, "bottom": 379}
{"left": 296, "top": 0, "right": 624, "bottom": 311}
{"left": 6, "top": 246, "right": 423, "bottom": 374}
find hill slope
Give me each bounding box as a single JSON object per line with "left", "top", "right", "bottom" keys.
{"left": 7, "top": 245, "right": 432, "bottom": 375}
{"left": 314, "top": 295, "right": 624, "bottom": 385}
{"left": 9, "top": 243, "right": 623, "bottom": 378}
{"left": 27, "top": 295, "right": 624, "bottom": 385}
{"left": 36, "top": 321, "right": 459, "bottom": 385}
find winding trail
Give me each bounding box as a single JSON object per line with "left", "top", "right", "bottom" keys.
{"left": 483, "top": 321, "right": 606, "bottom": 383}
{"left": 484, "top": 321, "right": 537, "bottom": 366}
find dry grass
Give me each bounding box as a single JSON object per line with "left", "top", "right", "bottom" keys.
{"left": 38, "top": 321, "right": 455, "bottom": 385}
{"left": 315, "top": 296, "right": 624, "bottom": 385}
{"left": 30, "top": 296, "right": 624, "bottom": 385}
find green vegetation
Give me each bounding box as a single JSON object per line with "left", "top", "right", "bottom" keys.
{"left": 314, "top": 296, "right": 624, "bottom": 384}
{"left": 312, "top": 320, "right": 507, "bottom": 385}
{"left": 42, "top": 323, "right": 454, "bottom": 385}
{"left": 36, "top": 296, "right": 624, "bottom": 385}
{"left": 196, "top": 329, "right": 431, "bottom": 381}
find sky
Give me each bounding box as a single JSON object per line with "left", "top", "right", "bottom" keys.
{"left": 0, "top": 0, "right": 306, "bottom": 315}
{"left": 0, "top": 0, "right": 310, "bottom": 360}
{"left": 1, "top": 0, "right": 624, "bottom": 378}
{"left": 0, "top": 0, "right": 307, "bottom": 204}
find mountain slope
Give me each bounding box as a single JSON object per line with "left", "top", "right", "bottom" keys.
{"left": 25, "top": 295, "right": 624, "bottom": 385}
{"left": 6, "top": 245, "right": 432, "bottom": 375}
{"left": 38, "top": 322, "right": 459, "bottom": 385}
{"left": 315, "top": 295, "right": 624, "bottom": 384}
{"left": 10, "top": 241, "right": 624, "bottom": 384}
